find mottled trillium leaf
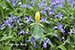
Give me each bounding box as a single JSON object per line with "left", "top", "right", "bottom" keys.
{"left": 31, "top": 24, "right": 44, "bottom": 40}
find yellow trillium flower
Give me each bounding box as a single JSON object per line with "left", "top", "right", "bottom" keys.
{"left": 35, "top": 11, "right": 40, "bottom": 23}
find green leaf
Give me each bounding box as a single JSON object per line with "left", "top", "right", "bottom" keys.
{"left": 2, "top": 46, "right": 12, "bottom": 50}
{"left": 58, "top": 45, "right": 67, "bottom": 50}
{"left": 73, "top": 7, "right": 75, "bottom": 17}
{"left": 0, "top": 35, "right": 13, "bottom": 41}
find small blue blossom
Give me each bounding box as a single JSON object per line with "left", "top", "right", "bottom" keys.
{"left": 31, "top": 0, "right": 35, "bottom": 4}
{"left": 45, "top": 37, "right": 51, "bottom": 44}
{"left": 43, "top": 6, "right": 49, "bottom": 10}
{"left": 66, "top": 0, "right": 75, "bottom": 7}
{"left": 40, "top": 17, "right": 50, "bottom": 24}
{"left": 31, "top": 37, "right": 37, "bottom": 48}
{"left": 53, "top": 22, "right": 65, "bottom": 33}
{"left": 60, "top": 28, "right": 65, "bottom": 33}
{"left": 48, "top": 10, "right": 55, "bottom": 15}
{"left": 51, "top": 0, "right": 56, "bottom": 5}
{"left": 50, "top": 0, "right": 64, "bottom": 8}
{"left": 73, "top": 28, "right": 75, "bottom": 34}
{"left": 38, "top": 0, "right": 46, "bottom": 8}
{"left": 40, "top": 17, "right": 47, "bottom": 22}
{"left": 57, "top": 22, "right": 63, "bottom": 29}
{"left": 3, "top": 19, "right": 13, "bottom": 29}
{"left": 43, "top": 38, "right": 51, "bottom": 48}
{"left": 43, "top": 42, "right": 47, "bottom": 48}
{"left": 40, "top": 10, "right": 46, "bottom": 14}
{"left": 12, "top": 0, "right": 16, "bottom": 6}
{"left": 8, "top": 17, "right": 13, "bottom": 23}
{"left": 55, "top": 13, "right": 63, "bottom": 20}
{"left": 31, "top": 0, "right": 35, "bottom": 6}
{"left": 17, "top": 18, "right": 23, "bottom": 25}
{"left": 31, "top": 37, "right": 35, "bottom": 42}
{"left": 18, "top": 30, "right": 25, "bottom": 35}
{"left": 57, "top": 22, "right": 65, "bottom": 33}
{"left": 4, "top": 20, "right": 10, "bottom": 26}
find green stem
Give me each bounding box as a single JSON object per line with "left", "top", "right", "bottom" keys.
{"left": 1, "top": 9, "right": 4, "bottom": 18}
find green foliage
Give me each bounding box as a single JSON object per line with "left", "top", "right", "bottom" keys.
{"left": 0, "top": 0, "right": 75, "bottom": 50}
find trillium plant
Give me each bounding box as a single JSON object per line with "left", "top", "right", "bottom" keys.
{"left": 0, "top": 0, "right": 75, "bottom": 50}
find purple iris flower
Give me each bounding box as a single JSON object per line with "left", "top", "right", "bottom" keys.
{"left": 51, "top": 0, "right": 56, "bottom": 5}
{"left": 4, "top": 16, "right": 13, "bottom": 25}
{"left": 73, "top": 28, "right": 75, "bottom": 34}
{"left": 31, "top": 37, "right": 37, "bottom": 48}
{"left": 55, "top": 0, "right": 60, "bottom": 3}
{"left": 58, "top": 0, "right": 64, "bottom": 8}
{"left": 55, "top": 13, "right": 63, "bottom": 20}
{"left": 43, "top": 6, "right": 49, "bottom": 10}
{"left": 38, "top": 0, "right": 46, "bottom": 8}
{"left": 8, "top": 17, "right": 13, "bottom": 23}
{"left": 67, "top": 0, "right": 75, "bottom": 7}
{"left": 31, "top": 0, "right": 35, "bottom": 6}
{"left": 31, "top": 37, "right": 35, "bottom": 43}
{"left": 31, "top": 0, "right": 35, "bottom": 3}
{"left": 24, "top": 16, "right": 34, "bottom": 24}
{"left": 57, "top": 22, "right": 65, "bottom": 33}
{"left": 45, "top": 38, "right": 51, "bottom": 44}
{"left": 51, "top": 0, "right": 64, "bottom": 8}
{"left": 3, "top": 17, "right": 13, "bottom": 29}
{"left": 18, "top": 30, "right": 25, "bottom": 35}
{"left": 0, "top": 15, "right": 17, "bottom": 29}
{"left": 8, "top": 24, "right": 13, "bottom": 29}
{"left": 60, "top": 29, "right": 65, "bottom": 33}
{"left": 40, "top": 17, "right": 47, "bottom": 22}
{"left": 57, "top": 22, "right": 63, "bottom": 29}
{"left": 17, "top": 18, "right": 23, "bottom": 25}
{"left": 50, "top": 0, "right": 58, "bottom": 8}
{"left": 12, "top": 0, "right": 16, "bottom": 6}
{"left": 53, "top": 22, "right": 65, "bottom": 33}
{"left": 40, "top": 17, "right": 50, "bottom": 24}
{"left": 40, "top": 10, "right": 46, "bottom": 14}
{"left": 48, "top": 8, "right": 55, "bottom": 15}
{"left": 43, "top": 42, "right": 47, "bottom": 48}
{"left": 4, "top": 20, "right": 10, "bottom": 26}
{"left": 13, "top": 16, "right": 18, "bottom": 22}
{"left": 43, "top": 38, "right": 51, "bottom": 48}
{"left": 48, "top": 10, "right": 55, "bottom": 15}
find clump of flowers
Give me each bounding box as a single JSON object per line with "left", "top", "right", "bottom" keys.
{"left": 0, "top": 0, "right": 75, "bottom": 50}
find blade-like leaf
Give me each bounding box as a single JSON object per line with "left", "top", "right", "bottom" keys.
{"left": 58, "top": 45, "right": 67, "bottom": 50}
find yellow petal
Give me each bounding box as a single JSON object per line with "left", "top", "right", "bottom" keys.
{"left": 35, "top": 11, "right": 40, "bottom": 23}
